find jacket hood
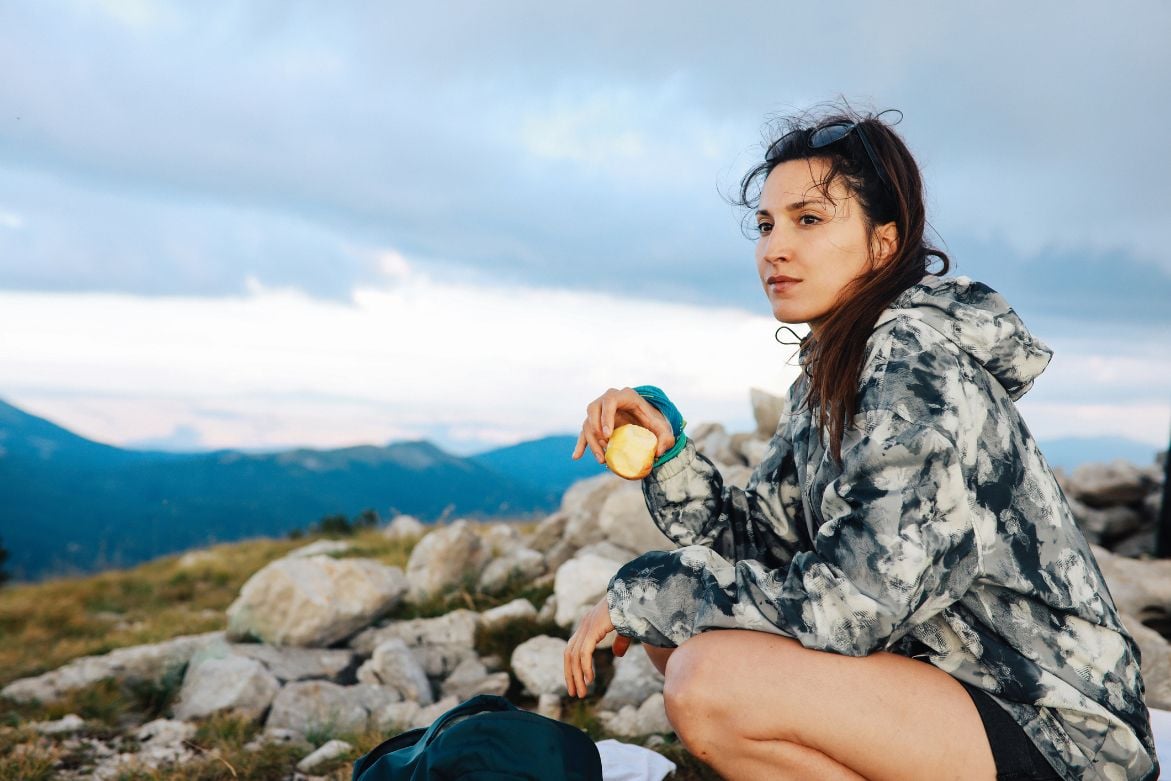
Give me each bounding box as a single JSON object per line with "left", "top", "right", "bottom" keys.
{"left": 874, "top": 275, "right": 1053, "bottom": 400}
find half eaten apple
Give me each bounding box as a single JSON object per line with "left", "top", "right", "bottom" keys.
{"left": 604, "top": 423, "right": 659, "bottom": 479}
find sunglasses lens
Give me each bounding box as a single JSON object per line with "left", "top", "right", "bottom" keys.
{"left": 809, "top": 122, "right": 853, "bottom": 149}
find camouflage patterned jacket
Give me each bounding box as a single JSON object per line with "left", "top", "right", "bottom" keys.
{"left": 606, "top": 275, "right": 1158, "bottom": 780}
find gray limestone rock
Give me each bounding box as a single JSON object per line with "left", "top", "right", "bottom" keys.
{"left": 226, "top": 556, "right": 407, "bottom": 647}
{"left": 511, "top": 635, "right": 569, "bottom": 697}
{"left": 355, "top": 638, "right": 434, "bottom": 704}
{"left": 405, "top": 520, "right": 490, "bottom": 603}
{"left": 172, "top": 643, "right": 280, "bottom": 722}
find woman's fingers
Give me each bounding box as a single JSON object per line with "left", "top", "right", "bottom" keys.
{"left": 571, "top": 429, "right": 586, "bottom": 461}
{"left": 631, "top": 397, "right": 675, "bottom": 457}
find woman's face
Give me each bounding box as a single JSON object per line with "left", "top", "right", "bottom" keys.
{"left": 754, "top": 157, "right": 896, "bottom": 335}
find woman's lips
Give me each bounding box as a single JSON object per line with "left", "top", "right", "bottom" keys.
{"left": 767, "top": 275, "right": 800, "bottom": 293}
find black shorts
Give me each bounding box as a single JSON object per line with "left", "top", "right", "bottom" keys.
{"left": 959, "top": 680, "right": 1062, "bottom": 781}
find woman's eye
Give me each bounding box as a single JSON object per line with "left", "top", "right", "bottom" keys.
{"left": 799, "top": 214, "right": 820, "bottom": 226}
{"left": 756, "top": 222, "right": 773, "bottom": 235}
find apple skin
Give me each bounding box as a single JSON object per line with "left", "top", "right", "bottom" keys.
{"left": 604, "top": 423, "right": 658, "bottom": 480}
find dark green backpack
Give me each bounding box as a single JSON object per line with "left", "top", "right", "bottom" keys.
{"left": 351, "top": 694, "right": 603, "bottom": 781}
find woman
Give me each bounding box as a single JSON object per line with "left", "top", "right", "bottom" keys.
{"left": 565, "top": 107, "right": 1159, "bottom": 780}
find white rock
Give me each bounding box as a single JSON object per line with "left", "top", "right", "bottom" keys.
{"left": 231, "top": 644, "right": 355, "bottom": 682}
{"left": 0, "top": 632, "right": 223, "bottom": 704}
{"left": 133, "top": 718, "right": 198, "bottom": 769}
{"left": 600, "top": 645, "right": 665, "bottom": 711}
{"left": 538, "top": 595, "right": 557, "bottom": 624}
{"left": 383, "top": 514, "right": 427, "bottom": 540}
{"left": 285, "top": 539, "right": 352, "bottom": 559}
{"left": 1070, "top": 460, "right": 1153, "bottom": 506}
{"left": 409, "top": 695, "right": 459, "bottom": 729}
{"left": 737, "top": 437, "right": 770, "bottom": 468}
{"left": 750, "top": 387, "right": 787, "bottom": 437}
{"left": 297, "top": 739, "right": 354, "bottom": 773}
{"left": 478, "top": 548, "right": 547, "bottom": 594}
{"left": 593, "top": 484, "right": 670, "bottom": 555}
{"left": 511, "top": 635, "right": 568, "bottom": 697}
{"left": 481, "top": 522, "right": 523, "bottom": 555}
{"left": 406, "top": 520, "right": 490, "bottom": 603}
{"left": 536, "top": 692, "right": 561, "bottom": 720}
{"left": 480, "top": 598, "right": 538, "bottom": 631}
{"left": 554, "top": 553, "right": 625, "bottom": 629}
{"left": 32, "top": 713, "right": 86, "bottom": 735}
{"left": 350, "top": 610, "right": 480, "bottom": 678}
{"left": 440, "top": 656, "right": 511, "bottom": 701}
{"left": 527, "top": 512, "right": 569, "bottom": 553}
{"left": 266, "top": 681, "right": 400, "bottom": 736}
{"left": 599, "top": 693, "right": 673, "bottom": 737}
{"left": 172, "top": 644, "right": 280, "bottom": 722}
{"left": 356, "top": 638, "right": 434, "bottom": 704}
{"left": 177, "top": 550, "right": 219, "bottom": 569}
{"left": 689, "top": 421, "right": 735, "bottom": 465}
{"left": 226, "top": 555, "right": 407, "bottom": 647}
{"left": 375, "top": 700, "right": 422, "bottom": 732}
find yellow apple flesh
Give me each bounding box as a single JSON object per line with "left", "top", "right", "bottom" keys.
{"left": 604, "top": 423, "right": 658, "bottom": 479}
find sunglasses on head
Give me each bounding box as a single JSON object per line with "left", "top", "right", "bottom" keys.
{"left": 767, "top": 109, "right": 902, "bottom": 196}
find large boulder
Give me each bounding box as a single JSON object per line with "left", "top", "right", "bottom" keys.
{"left": 511, "top": 635, "right": 568, "bottom": 697}
{"left": 266, "top": 681, "right": 400, "bottom": 736}
{"left": 226, "top": 556, "right": 407, "bottom": 647}
{"left": 405, "top": 520, "right": 490, "bottom": 603}
{"left": 1, "top": 632, "right": 223, "bottom": 704}
{"left": 171, "top": 642, "right": 280, "bottom": 722}
{"left": 356, "top": 639, "right": 434, "bottom": 704}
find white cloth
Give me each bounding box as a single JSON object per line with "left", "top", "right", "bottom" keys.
{"left": 596, "top": 738, "right": 676, "bottom": 781}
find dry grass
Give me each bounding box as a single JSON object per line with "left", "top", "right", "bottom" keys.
{"left": 0, "top": 519, "right": 726, "bottom": 780}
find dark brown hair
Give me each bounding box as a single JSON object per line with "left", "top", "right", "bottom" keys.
{"left": 735, "top": 102, "right": 950, "bottom": 463}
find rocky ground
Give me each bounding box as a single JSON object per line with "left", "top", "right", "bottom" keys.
{"left": 0, "top": 388, "right": 1166, "bottom": 780}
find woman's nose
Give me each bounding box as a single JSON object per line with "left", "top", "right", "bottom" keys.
{"left": 761, "top": 227, "right": 792, "bottom": 264}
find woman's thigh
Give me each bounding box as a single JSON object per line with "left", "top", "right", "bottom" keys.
{"left": 662, "top": 629, "right": 997, "bottom": 781}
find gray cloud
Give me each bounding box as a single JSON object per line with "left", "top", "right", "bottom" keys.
{"left": 0, "top": 1, "right": 1167, "bottom": 326}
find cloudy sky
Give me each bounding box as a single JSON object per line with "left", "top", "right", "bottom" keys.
{"left": 0, "top": 1, "right": 1168, "bottom": 461}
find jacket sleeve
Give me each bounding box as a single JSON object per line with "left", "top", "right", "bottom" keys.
{"left": 610, "top": 408, "right": 981, "bottom": 653}
{"left": 641, "top": 423, "right": 813, "bottom": 571}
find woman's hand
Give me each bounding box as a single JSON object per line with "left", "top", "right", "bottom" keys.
{"left": 564, "top": 597, "right": 631, "bottom": 698}
{"left": 571, "top": 387, "right": 675, "bottom": 466}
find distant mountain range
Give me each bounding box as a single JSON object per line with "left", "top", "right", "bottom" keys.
{"left": 0, "top": 399, "right": 605, "bottom": 581}
{"left": 0, "top": 398, "right": 1162, "bottom": 582}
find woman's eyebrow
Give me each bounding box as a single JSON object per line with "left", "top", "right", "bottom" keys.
{"left": 782, "top": 198, "right": 831, "bottom": 212}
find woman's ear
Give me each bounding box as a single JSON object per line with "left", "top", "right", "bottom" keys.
{"left": 872, "top": 221, "right": 899, "bottom": 266}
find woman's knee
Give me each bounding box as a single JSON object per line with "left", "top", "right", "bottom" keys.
{"left": 661, "top": 635, "right": 737, "bottom": 744}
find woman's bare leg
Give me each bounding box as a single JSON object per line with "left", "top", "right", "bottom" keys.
{"left": 642, "top": 643, "right": 675, "bottom": 676}
{"left": 659, "top": 630, "right": 997, "bottom": 781}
